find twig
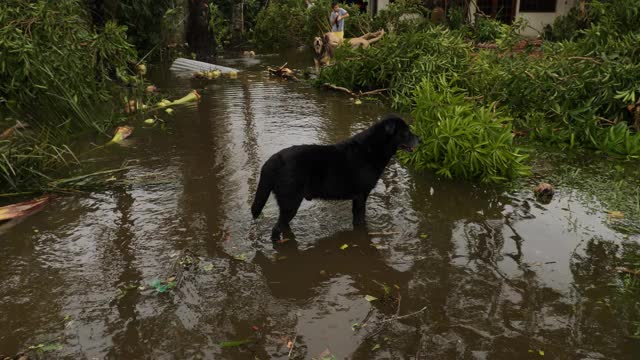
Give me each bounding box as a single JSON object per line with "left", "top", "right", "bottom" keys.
{"left": 359, "top": 88, "right": 388, "bottom": 96}
{"left": 379, "top": 306, "right": 427, "bottom": 325}
{"left": 323, "top": 83, "right": 356, "bottom": 96}
{"left": 364, "top": 306, "right": 428, "bottom": 339}
{"left": 395, "top": 293, "right": 402, "bottom": 317}
{"left": 287, "top": 335, "right": 298, "bottom": 358}
{"left": 368, "top": 231, "right": 399, "bottom": 236}
{"left": 322, "top": 83, "right": 387, "bottom": 98}
{"left": 453, "top": 324, "right": 493, "bottom": 339}
{"left": 568, "top": 56, "right": 601, "bottom": 64}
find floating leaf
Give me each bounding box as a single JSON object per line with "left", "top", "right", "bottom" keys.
{"left": 165, "top": 108, "right": 174, "bottom": 115}
{"left": 0, "top": 196, "right": 50, "bottom": 221}
{"left": 420, "top": 234, "right": 429, "bottom": 239}
{"left": 29, "top": 342, "right": 63, "bottom": 352}
{"left": 351, "top": 323, "right": 360, "bottom": 331}
{"left": 203, "top": 263, "right": 214, "bottom": 271}
{"left": 539, "top": 350, "right": 545, "bottom": 356}
{"left": 371, "top": 344, "right": 381, "bottom": 351}
{"left": 109, "top": 126, "right": 133, "bottom": 144}
{"left": 340, "top": 244, "right": 349, "bottom": 250}
{"left": 144, "top": 118, "right": 155, "bottom": 125}
{"left": 354, "top": 99, "right": 362, "bottom": 105}
{"left": 364, "top": 295, "right": 378, "bottom": 302}
{"left": 608, "top": 210, "right": 624, "bottom": 220}
{"left": 220, "top": 339, "right": 252, "bottom": 348}
{"left": 150, "top": 279, "right": 161, "bottom": 288}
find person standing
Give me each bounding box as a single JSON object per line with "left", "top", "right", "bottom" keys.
{"left": 329, "top": 2, "right": 349, "bottom": 41}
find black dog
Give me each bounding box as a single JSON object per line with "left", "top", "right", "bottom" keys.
{"left": 251, "top": 115, "right": 420, "bottom": 240}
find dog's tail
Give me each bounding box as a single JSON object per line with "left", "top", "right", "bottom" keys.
{"left": 251, "top": 155, "right": 280, "bottom": 219}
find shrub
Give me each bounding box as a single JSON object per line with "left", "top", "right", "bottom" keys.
{"left": 0, "top": 0, "right": 137, "bottom": 131}
{"left": 400, "top": 78, "right": 530, "bottom": 183}
{"left": 318, "top": 26, "right": 471, "bottom": 109}
{"left": 254, "top": 0, "right": 307, "bottom": 50}
{"left": 0, "top": 0, "right": 139, "bottom": 191}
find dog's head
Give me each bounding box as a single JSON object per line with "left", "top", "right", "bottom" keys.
{"left": 313, "top": 37, "right": 324, "bottom": 55}
{"left": 381, "top": 115, "right": 420, "bottom": 152}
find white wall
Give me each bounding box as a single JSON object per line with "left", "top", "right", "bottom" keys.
{"left": 376, "top": 0, "right": 390, "bottom": 13}
{"left": 516, "top": 0, "right": 578, "bottom": 37}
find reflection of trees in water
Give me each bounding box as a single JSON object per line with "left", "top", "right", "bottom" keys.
{"left": 106, "top": 189, "right": 143, "bottom": 357}
{"left": 240, "top": 77, "right": 260, "bottom": 205}
{"left": 363, "top": 176, "right": 640, "bottom": 358}
{"left": 570, "top": 237, "right": 640, "bottom": 355}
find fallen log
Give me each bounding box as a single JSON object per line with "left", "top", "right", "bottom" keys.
{"left": 322, "top": 83, "right": 387, "bottom": 98}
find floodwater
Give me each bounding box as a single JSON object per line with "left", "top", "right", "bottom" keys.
{"left": 1, "top": 51, "right": 639, "bottom": 359}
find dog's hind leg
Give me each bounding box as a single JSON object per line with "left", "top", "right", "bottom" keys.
{"left": 352, "top": 193, "right": 369, "bottom": 226}
{"left": 271, "top": 193, "right": 303, "bottom": 241}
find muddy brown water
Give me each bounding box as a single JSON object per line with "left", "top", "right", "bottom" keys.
{"left": 1, "top": 51, "right": 639, "bottom": 359}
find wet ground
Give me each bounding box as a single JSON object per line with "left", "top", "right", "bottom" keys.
{"left": 1, "top": 51, "right": 639, "bottom": 359}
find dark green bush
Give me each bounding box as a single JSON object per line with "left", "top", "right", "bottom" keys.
{"left": 318, "top": 26, "right": 471, "bottom": 109}
{"left": 0, "top": 0, "right": 139, "bottom": 191}
{"left": 0, "top": 0, "right": 137, "bottom": 130}
{"left": 254, "top": 0, "right": 307, "bottom": 50}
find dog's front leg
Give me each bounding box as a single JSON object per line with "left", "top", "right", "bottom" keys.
{"left": 352, "top": 193, "right": 368, "bottom": 226}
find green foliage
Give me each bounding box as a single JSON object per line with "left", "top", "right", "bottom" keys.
{"left": 104, "top": 0, "right": 178, "bottom": 51}
{"left": 319, "top": 0, "right": 640, "bottom": 181}
{"left": 466, "top": 31, "right": 640, "bottom": 156}
{"left": 400, "top": 78, "right": 530, "bottom": 183}
{"left": 208, "top": 2, "right": 230, "bottom": 49}
{"left": 254, "top": 0, "right": 307, "bottom": 50}
{"left": 0, "top": 0, "right": 139, "bottom": 192}
{"left": 370, "top": 0, "right": 428, "bottom": 34}
{"left": 0, "top": 0, "right": 136, "bottom": 130}
{"left": 318, "top": 26, "right": 471, "bottom": 109}
{"left": 473, "top": 16, "right": 504, "bottom": 43}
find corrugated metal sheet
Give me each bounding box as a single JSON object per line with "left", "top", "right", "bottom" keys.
{"left": 169, "top": 58, "right": 239, "bottom": 77}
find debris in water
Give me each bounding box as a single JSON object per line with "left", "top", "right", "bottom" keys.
{"left": 615, "top": 266, "right": 640, "bottom": 276}
{"left": 0, "top": 120, "right": 29, "bottom": 140}
{"left": 268, "top": 63, "right": 298, "bottom": 81}
{"left": 0, "top": 196, "right": 50, "bottom": 222}
{"left": 28, "top": 342, "right": 63, "bottom": 353}
{"left": 371, "top": 344, "right": 381, "bottom": 351}
{"left": 533, "top": 182, "right": 555, "bottom": 202}
{"left": 144, "top": 118, "right": 155, "bottom": 125}
{"left": 108, "top": 126, "right": 133, "bottom": 144}
{"left": 365, "top": 295, "right": 378, "bottom": 302}
{"left": 368, "top": 231, "right": 398, "bottom": 236}
{"left": 193, "top": 70, "right": 221, "bottom": 80}
{"left": 607, "top": 210, "right": 624, "bottom": 220}
{"left": 149, "top": 278, "right": 177, "bottom": 293}
{"left": 219, "top": 339, "right": 252, "bottom": 348}
{"left": 124, "top": 98, "right": 149, "bottom": 114}
{"left": 354, "top": 99, "right": 362, "bottom": 105}
{"left": 137, "top": 64, "right": 147, "bottom": 75}
{"left": 228, "top": 71, "right": 238, "bottom": 79}
{"left": 145, "top": 85, "right": 158, "bottom": 93}
{"left": 340, "top": 244, "right": 349, "bottom": 250}
{"left": 203, "top": 263, "right": 214, "bottom": 271}
{"left": 317, "top": 348, "right": 336, "bottom": 360}
{"left": 165, "top": 108, "right": 174, "bottom": 115}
